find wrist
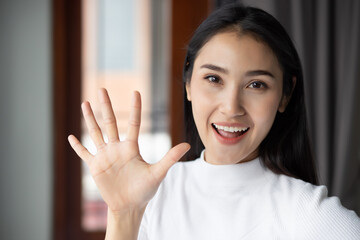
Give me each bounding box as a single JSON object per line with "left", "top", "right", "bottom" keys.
{"left": 105, "top": 206, "right": 146, "bottom": 240}
{"left": 107, "top": 206, "right": 146, "bottom": 223}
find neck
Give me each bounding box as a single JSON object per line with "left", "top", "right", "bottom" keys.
{"left": 204, "top": 148, "right": 259, "bottom": 165}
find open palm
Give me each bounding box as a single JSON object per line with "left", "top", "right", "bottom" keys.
{"left": 68, "top": 89, "right": 190, "bottom": 213}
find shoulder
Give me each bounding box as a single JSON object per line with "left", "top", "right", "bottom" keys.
{"left": 266, "top": 172, "right": 326, "bottom": 206}
{"left": 267, "top": 172, "right": 360, "bottom": 239}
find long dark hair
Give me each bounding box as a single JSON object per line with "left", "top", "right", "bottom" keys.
{"left": 182, "top": 4, "right": 318, "bottom": 185}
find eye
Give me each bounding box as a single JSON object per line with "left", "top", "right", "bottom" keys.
{"left": 248, "top": 81, "right": 267, "bottom": 89}
{"left": 205, "top": 75, "right": 221, "bottom": 84}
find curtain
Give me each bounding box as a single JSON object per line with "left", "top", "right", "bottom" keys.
{"left": 216, "top": 0, "right": 360, "bottom": 214}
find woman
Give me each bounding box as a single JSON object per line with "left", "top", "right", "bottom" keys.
{"left": 68, "top": 4, "right": 360, "bottom": 239}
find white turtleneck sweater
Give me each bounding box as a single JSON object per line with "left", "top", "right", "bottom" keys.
{"left": 138, "top": 151, "right": 360, "bottom": 239}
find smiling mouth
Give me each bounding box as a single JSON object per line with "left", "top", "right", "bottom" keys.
{"left": 212, "top": 123, "right": 250, "bottom": 138}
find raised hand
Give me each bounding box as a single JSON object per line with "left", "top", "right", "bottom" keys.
{"left": 68, "top": 88, "right": 190, "bottom": 214}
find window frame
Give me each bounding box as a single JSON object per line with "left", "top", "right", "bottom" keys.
{"left": 53, "top": 0, "right": 211, "bottom": 239}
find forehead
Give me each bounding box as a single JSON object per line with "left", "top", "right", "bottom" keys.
{"left": 194, "top": 31, "right": 282, "bottom": 77}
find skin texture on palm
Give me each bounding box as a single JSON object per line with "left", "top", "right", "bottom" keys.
{"left": 68, "top": 89, "right": 190, "bottom": 239}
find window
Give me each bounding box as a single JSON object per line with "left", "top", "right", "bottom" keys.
{"left": 81, "top": 0, "right": 171, "bottom": 231}
{"left": 53, "top": 0, "right": 210, "bottom": 239}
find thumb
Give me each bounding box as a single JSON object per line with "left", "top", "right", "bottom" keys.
{"left": 151, "top": 143, "right": 191, "bottom": 180}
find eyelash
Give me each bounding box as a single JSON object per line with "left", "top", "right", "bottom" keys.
{"left": 204, "top": 75, "right": 268, "bottom": 89}
{"left": 204, "top": 75, "right": 221, "bottom": 84}
{"left": 248, "top": 81, "right": 267, "bottom": 89}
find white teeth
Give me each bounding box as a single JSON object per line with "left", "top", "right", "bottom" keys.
{"left": 213, "top": 124, "right": 249, "bottom": 133}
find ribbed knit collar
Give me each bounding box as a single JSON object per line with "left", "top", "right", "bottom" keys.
{"left": 193, "top": 150, "right": 268, "bottom": 188}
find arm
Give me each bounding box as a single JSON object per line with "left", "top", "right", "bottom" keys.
{"left": 68, "top": 89, "right": 190, "bottom": 239}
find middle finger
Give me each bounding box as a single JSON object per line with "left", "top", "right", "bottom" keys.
{"left": 98, "top": 88, "right": 119, "bottom": 143}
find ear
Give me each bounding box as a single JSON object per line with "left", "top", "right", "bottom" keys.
{"left": 185, "top": 82, "right": 191, "bottom": 101}
{"left": 278, "top": 77, "right": 296, "bottom": 113}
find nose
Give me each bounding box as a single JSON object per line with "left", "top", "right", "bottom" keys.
{"left": 219, "top": 88, "right": 246, "bottom": 117}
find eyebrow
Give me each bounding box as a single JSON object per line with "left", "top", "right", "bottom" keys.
{"left": 245, "top": 70, "right": 275, "bottom": 79}
{"left": 200, "top": 64, "right": 229, "bottom": 74}
{"left": 200, "top": 64, "right": 275, "bottom": 79}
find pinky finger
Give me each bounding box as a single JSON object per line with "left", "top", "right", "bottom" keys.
{"left": 68, "top": 135, "right": 93, "bottom": 165}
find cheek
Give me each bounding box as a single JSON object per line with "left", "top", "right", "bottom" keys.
{"left": 188, "top": 81, "right": 215, "bottom": 140}
{"left": 190, "top": 87, "right": 211, "bottom": 124}
{"left": 189, "top": 84, "right": 202, "bottom": 119}
{"left": 247, "top": 94, "right": 281, "bottom": 132}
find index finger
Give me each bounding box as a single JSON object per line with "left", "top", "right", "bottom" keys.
{"left": 126, "top": 91, "right": 142, "bottom": 142}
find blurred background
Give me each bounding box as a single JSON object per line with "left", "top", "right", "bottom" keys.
{"left": 0, "top": 0, "right": 359, "bottom": 239}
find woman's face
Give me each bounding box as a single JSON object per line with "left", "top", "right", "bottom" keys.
{"left": 186, "top": 31, "right": 288, "bottom": 165}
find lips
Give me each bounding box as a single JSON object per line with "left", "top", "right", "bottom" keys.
{"left": 212, "top": 123, "right": 250, "bottom": 144}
